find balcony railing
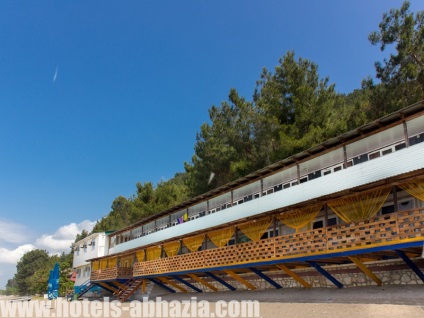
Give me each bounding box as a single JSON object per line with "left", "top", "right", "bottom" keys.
{"left": 91, "top": 266, "right": 133, "bottom": 281}
{"left": 91, "top": 208, "right": 424, "bottom": 281}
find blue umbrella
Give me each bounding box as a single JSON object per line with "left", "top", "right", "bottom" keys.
{"left": 47, "top": 270, "right": 53, "bottom": 298}
{"left": 48, "top": 263, "right": 60, "bottom": 300}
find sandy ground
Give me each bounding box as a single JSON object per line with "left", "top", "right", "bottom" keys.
{"left": 1, "top": 285, "right": 423, "bottom": 317}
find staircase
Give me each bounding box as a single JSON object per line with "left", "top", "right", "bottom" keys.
{"left": 116, "top": 279, "right": 144, "bottom": 303}
{"left": 77, "top": 282, "right": 95, "bottom": 298}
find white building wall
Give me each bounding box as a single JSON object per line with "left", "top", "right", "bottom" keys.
{"left": 73, "top": 232, "right": 108, "bottom": 286}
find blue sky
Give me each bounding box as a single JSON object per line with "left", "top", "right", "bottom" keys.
{"left": 0, "top": 1, "right": 423, "bottom": 288}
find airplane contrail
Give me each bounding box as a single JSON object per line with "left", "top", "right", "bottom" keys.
{"left": 53, "top": 67, "right": 58, "bottom": 83}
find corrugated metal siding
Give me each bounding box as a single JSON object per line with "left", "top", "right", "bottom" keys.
{"left": 109, "top": 142, "right": 424, "bottom": 255}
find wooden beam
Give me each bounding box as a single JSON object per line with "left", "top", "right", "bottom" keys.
{"left": 112, "top": 281, "right": 129, "bottom": 290}
{"left": 275, "top": 264, "right": 311, "bottom": 288}
{"left": 187, "top": 274, "right": 218, "bottom": 292}
{"left": 223, "top": 270, "right": 256, "bottom": 290}
{"left": 142, "top": 279, "right": 146, "bottom": 293}
{"left": 158, "top": 277, "right": 188, "bottom": 293}
{"left": 348, "top": 256, "right": 382, "bottom": 286}
{"left": 98, "top": 282, "right": 118, "bottom": 292}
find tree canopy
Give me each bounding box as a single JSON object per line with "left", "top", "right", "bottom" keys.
{"left": 364, "top": 1, "right": 424, "bottom": 116}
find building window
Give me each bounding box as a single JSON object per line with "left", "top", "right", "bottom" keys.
{"left": 327, "top": 217, "right": 337, "bottom": 226}
{"left": 381, "top": 205, "right": 395, "bottom": 215}
{"left": 398, "top": 200, "right": 413, "bottom": 211}
{"left": 313, "top": 217, "right": 337, "bottom": 229}
{"left": 260, "top": 228, "right": 279, "bottom": 239}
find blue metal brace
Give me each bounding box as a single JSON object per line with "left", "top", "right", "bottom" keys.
{"left": 171, "top": 275, "right": 203, "bottom": 293}
{"left": 395, "top": 250, "right": 424, "bottom": 283}
{"left": 204, "top": 272, "right": 236, "bottom": 291}
{"left": 308, "top": 261, "right": 343, "bottom": 288}
{"left": 148, "top": 278, "right": 176, "bottom": 293}
{"left": 249, "top": 267, "right": 282, "bottom": 289}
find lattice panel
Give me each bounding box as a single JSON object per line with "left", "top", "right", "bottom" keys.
{"left": 113, "top": 209, "right": 424, "bottom": 278}
{"left": 397, "top": 208, "right": 424, "bottom": 240}
{"left": 204, "top": 245, "right": 239, "bottom": 267}
{"left": 233, "top": 239, "right": 275, "bottom": 263}
{"left": 90, "top": 267, "right": 117, "bottom": 281}
{"left": 327, "top": 213, "right": 398, "bottom": 251}
{"left": 117, "top": 267, "right": 133, "bottom": 278}
{"left": 274, "top": 228, "right": 327, "bottom": 256}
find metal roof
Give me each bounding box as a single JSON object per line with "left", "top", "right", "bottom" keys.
{"left": 109, "top": 100, "right": 424, "bottom": 237}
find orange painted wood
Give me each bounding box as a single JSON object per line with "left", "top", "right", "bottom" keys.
{"left": 98, "top": 208, "right": 424, "bottom": 280}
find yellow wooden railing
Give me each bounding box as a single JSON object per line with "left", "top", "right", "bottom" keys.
{"left": 91, "top": 208, "right": 424, "bottom": 280}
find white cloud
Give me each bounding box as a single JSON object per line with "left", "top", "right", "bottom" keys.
{"left": 35, "top": 220, "right": 96, "bottom": 254}
{"left": 0, "top": 219, "right": 30, "bottom": 244}
{"left": 0, "top": 244, "right": 35, "bottom": 264}
{"left": 0, "top": 219, "right": 97, "bottom": 288}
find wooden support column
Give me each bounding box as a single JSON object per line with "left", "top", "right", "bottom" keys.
{"left": 275, "top": 264, "right": 311, "bottom": 288}
{"left": 296, "top": 164, "right": 300, "bottom": 184}
{"left": 260, "top": 179, "right": 264, "bottom": 197}
{"left": 202, "top": 236, "right": 207, "bottom": 251}
{"left": 403, "top": 121, "right": 410, "bottom": 148}
{"left": 343, "top": 145, "right": 348, "bottom": 168}
{"left": 348, "top": 257, "right": 382, "bottom": 286}
{"left": 187, "top": 274, "right": 218, "bottom": 292}
{"left": 158, "top": 277, "right": 188, "bottom": 293}
{"left": 142, "top": 279, "right": 146, "bottom": 293}
{"left": 273, "top": 216, "right": 277, "bottom": 238}
{"left": 392, "top": 186, "right": 399, "bottom": 212}
{"left": 224, "top": 270, "right": 256, "bottom": 290}
{"left": 324, "top": 204, "right": 329, "bottom": 227}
